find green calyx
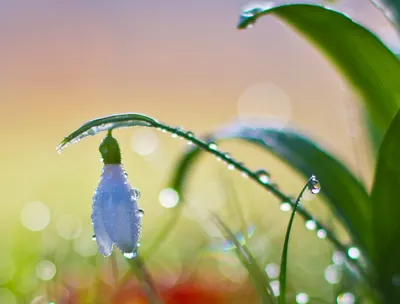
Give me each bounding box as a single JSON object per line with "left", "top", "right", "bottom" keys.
{"left": 99, "top": 131, "right": 121, "bottom": 164}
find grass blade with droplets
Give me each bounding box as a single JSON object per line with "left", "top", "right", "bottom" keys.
{"left": 279, "top": 176, "right": 317, "bottom": 304}
{"left": 166, "top": 123, "right": 371, "bottom": 260}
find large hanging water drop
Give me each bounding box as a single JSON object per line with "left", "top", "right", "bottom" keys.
{"left": 308, "top": 176, "right": 321, "bottom": 194}
{"left": 123, "top": 251, "right": 137, "bottom": 259}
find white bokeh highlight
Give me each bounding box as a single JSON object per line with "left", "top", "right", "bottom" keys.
{"left": 36, "top": 260, "right": 56, "bottom": 281}
{"left": 20, "top": 201, "right": 50, "bottom": 231}
{"left": 159, "top": 188, "right": 179, "bottom": 208}
{"left": 237, "top": 82, "right": 292, "bottom": 129}
{"left": 56, "top": 215, "right": 82, "bottom": 240}
{"left": 131, "top": 129, "right": 159, "bottom": 156}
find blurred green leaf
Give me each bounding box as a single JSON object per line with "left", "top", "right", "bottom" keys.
{"left": 238, "top": 4, "right": 400, "bottom": 142}
{"left": 213, "top": 214, "right": 276, "bottom": 304}
{"left": 370, "top": 109, "right": 400, "bottom": 302}
{"left": 170, "top": 124, "right": 372, "bottom": 255}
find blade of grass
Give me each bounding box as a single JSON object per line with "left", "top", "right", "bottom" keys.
{"left": 279, "top": 175, "right": 317, "bottom": 304}
{"left": 127, "top": 254, "right": 163, "bottom": 304}
{"left": 213, "top": 214, "right": 276, "bottom": 304}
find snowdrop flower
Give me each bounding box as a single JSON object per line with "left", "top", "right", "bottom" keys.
{"left": 92, "top": 131, "right": 142, "bottom": 256}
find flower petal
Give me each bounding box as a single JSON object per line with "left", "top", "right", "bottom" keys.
{"left": 99, "top": 164, "right": 142, "bottom": 254}
{"left": 92, "top": 191, "right": 113, "bottom": 256}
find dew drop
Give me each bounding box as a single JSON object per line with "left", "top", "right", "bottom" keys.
{"left": 347, "top": 247, "right": 360, "bottom": 259}
{"left": 332, "top": 251, "right": 345, "bottom": 265}
{"left": 123, "top": 251, "right": 137, "bottom": 259}
{"left": 137, "top": 242, "right": 141, "bottom": 247}
{"left": 172, "top": 133, "right": 178, "bottom": 138}
{"left": 187, "top": 140, "right": 193, "bottom": 145}
{"left": 255, "top": 169, "right": 270, "bottom": 184}
{"left": 308, "top": 176, "right": 321, "bottom": 194}
{"left": 92, "top": 235, "right": 96, "bottom": 241}
{"left": 317, "top": 229, "right": 327, "bottom": 239}
{"left": 337, "top": 292, "right": 355, "bottom": 304}
{"left": 324, "top": 264, "right": 342, "bottom": 284}
{"left": 208, "top": 142, "right": 218, "bottom": 150}
{"left": 186, "top": 131, "right": 194, "bottom": 137}
{"left": 241, "top": 172, "right": 249, "bottom": 178}
{"left": 238, "top": 3, "right": 273, "bottom": 29}
{"left": 305, "top": 220, "right": 317, "bottom": 230}
{"left": 137, "top": 209, "right": 145, "bottom": 218}
{"left": 296, "top": 292, "right": 309, "bottom": 304}
{"left": 224, "top": 152, "right": 231, "bottom": 159}
{"left": 227, "top": 164, "right": 235, "bottom": 171}
{"left": 216, "top": 156, "right": 222, "bottom": 161}
{"left": 131, "top": 188, "right": 141, "bottom": 200}
{"left": 56, "top": 145, "right": 63, "bottom": 154}
{"left": 265, "top": 263, "right": 280, "bottom": 279}
{"left": 280, "top": 202, "right": 292, "bottom": 212}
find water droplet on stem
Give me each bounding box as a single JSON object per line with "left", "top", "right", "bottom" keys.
{"left": 308, "top": 176, "right": 321, "bottom": 194}
{"left": 255, "top": 169, "right": 270, "bottom": 184}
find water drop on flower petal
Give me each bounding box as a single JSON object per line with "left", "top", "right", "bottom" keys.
{"left": 123, "top": 251, "right": 137, "bottom": 259}
{"left": 131, "top": 188, "right": 141, "bottom": 200}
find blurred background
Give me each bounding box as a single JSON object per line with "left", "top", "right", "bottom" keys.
{"left": 0, "top": 0, "right": 398, "bottom": 303}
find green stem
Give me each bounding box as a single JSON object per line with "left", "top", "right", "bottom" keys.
{"left": 279, "top": 176, "right": 314, "bottom": 304}
{"left": 128, "top": 254, "right": 163, "bottom": 304}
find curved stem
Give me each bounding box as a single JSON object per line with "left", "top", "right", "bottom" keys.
{"left": 128, "top": 254, "right": 163, "bottom": 304}
{"left": 279, "top": 176, "right": 314, "bottom": 304}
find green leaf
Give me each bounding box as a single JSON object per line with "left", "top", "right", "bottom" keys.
{"left": 57, "top": 113, "right": 159, "bottom": 152}
{"left": 370, "top": 109, "right": 400, "bottom": 302}
{"left": 169, "top": 123, "right": 372, "bottom": 256}
{"left": 378, "top": 0, "right": 400, "bottom": 28}
{"left": 213, "top": 214, "right": 276, "bottom": 304}
{"left": 238, "top": 4, "right": 400, "bottom": 141}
